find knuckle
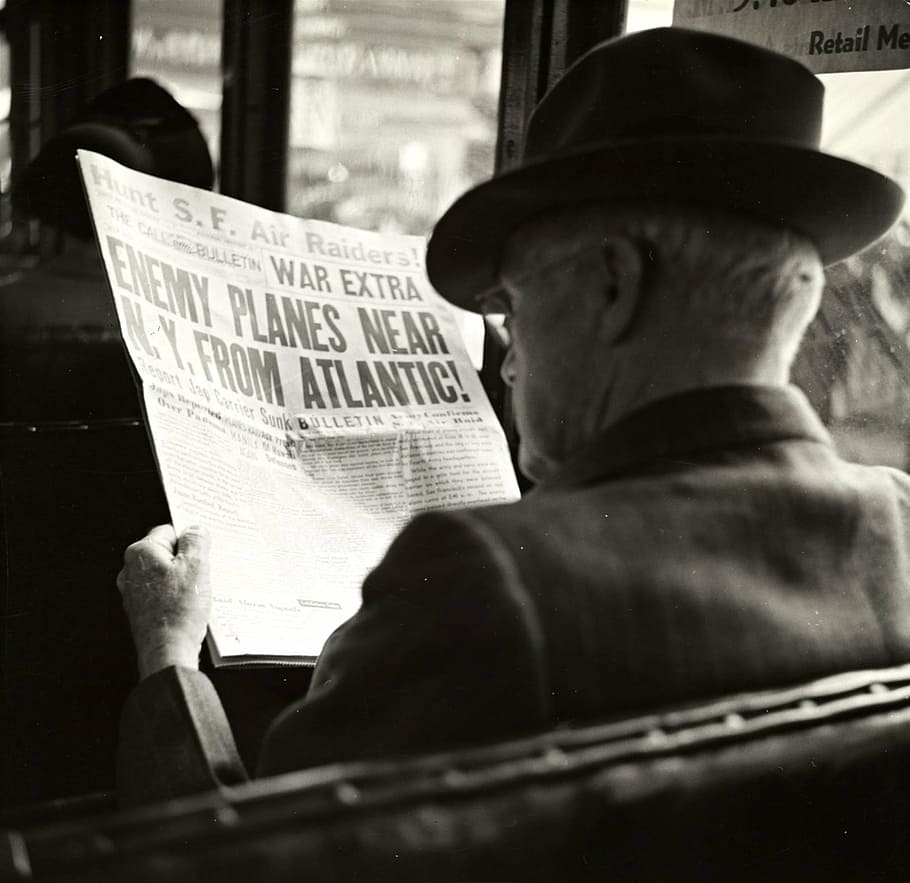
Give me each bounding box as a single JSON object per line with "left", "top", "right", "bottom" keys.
{"left": 124, "top": 541, "right": 145, "bottom": 560}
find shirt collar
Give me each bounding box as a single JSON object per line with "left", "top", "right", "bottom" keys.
{"left": 536, "top": 384, "right": 833, "bottom": 490}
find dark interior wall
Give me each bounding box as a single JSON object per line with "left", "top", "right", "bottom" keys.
{"left": 0, "top": 1, "right": 157, "bottom": 809}
{"left": 0, "top": 260, "right": 166, "bottom": 808}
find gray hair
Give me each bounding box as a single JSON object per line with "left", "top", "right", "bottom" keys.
{"left": 601, "top": 204, "right": 825, "bottom": 357}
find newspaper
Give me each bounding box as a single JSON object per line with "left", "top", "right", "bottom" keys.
{"left": 78, "top": 150, "right": 520, "bottom": 667}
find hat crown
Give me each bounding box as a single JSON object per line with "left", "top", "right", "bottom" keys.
{"left": 426, "top": 27, "right": 904, "bottom": 308}
{"left": 525, "top": 27, "right": 824, "bottom": 160}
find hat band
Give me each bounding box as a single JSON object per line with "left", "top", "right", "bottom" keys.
{"left": 524, "top": 117, "right": 823, "bottom": 163}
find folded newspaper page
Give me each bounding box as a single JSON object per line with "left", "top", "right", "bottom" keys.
{"left": 78, "top": 150, "right": 520, "bottom": 667}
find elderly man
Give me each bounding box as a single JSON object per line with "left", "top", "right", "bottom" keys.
{"left": 116, "top": 28, "right": 910, "bottom": 803}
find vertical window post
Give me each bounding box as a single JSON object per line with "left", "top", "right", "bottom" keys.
{"left": 486, "top": 0, "right": 626, "bottom": 456}
{"left": 220, "top": 0, "right": 293, "bottom": 210}
{"left": 6, "top": 0, "right": 131, "bottom": 253}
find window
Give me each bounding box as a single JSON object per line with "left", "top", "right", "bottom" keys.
{"left": 131, "top": 0, "right": 224, "bottom": 174}
{"left": 626, "top": 0, "right": 673, "bottom": 32}
{"left": 0, "top": 0, "right": 10, "bottom": 243}
{"left": 286, "top": 0, "right": 504, "bottom": 236}
{"left": 287, "top": 0, "right": 505, "bottom": 366}
{"left": 795, "top": 69, "right": 910, "bottom": 467}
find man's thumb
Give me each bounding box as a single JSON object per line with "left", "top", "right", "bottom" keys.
{"left": 177, "top": 525, "right": 210, "bottom": 560}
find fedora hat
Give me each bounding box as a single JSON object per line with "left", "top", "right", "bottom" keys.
{"left": 426, "top": 27, "right": 906, "bottom": 310}
{"left": 13, "top": 78, "right": 214, "bottom": 239}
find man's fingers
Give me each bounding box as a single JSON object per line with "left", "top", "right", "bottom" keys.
{"left": 176, "top": 525, "right": 210, "bottom": 561}
{"left": 145, "top": 524, "right": 178, "bottom": 552}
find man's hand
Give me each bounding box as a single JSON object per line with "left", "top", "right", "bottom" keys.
{"left": 117, "top": 525, "right": 211, "bottom": 679}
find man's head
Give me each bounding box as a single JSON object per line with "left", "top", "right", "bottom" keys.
{"left": 426, "top": 27, "right": 904, "bottom": 480}
{"left": 493, "top": 203, "right": 824, "bottom": 480}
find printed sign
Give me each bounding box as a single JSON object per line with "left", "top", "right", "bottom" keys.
{"left": 673, "top": 0, "right": 910, "bottom": 74}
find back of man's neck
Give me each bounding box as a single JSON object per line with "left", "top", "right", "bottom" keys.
{"left": 603, "top": 346, "right": 791, "bottom": 431}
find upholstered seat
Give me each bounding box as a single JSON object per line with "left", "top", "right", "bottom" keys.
{"left": 4, "top": 663, "right": 910, "bottom": 882}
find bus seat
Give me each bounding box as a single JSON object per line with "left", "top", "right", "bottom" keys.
{"left": 3, "top": 663, "right": 909, "bottom": 882}
{"left": 0, "top": 421, "right": 168, "bottom": 808}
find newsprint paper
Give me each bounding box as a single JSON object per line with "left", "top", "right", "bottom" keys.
{"left": 78, "top": 150, "right": 520, "bottom": 667}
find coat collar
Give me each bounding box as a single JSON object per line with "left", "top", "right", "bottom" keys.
{"left": 536, "top": 384, "right": 833, "bottom": 490}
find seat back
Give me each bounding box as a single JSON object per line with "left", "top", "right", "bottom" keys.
{"left": 0, "top": 421, "right": 169, "bottom": 809}
{"left": 4, "top": 664, "right": 910, "bottom": 882}
{"left": 0, "top": 252, "right": 170, "bottom": 810}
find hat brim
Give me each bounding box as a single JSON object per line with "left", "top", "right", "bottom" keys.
{"left": 426, "top": 137, "right": 906, "bottom": 311}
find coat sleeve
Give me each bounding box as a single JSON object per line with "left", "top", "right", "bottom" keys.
{"left": 116, "top": 508, "right": 549, "bottom": 802}
{"left": 257, "top": 509, "right": 550, "bottom": 776}
{"left": 116, "top": 665, "right": 248, "bottom": 807}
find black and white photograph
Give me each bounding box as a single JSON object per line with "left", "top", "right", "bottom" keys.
{"left": 2, "top": 1, "right": 910, "bottom": 880}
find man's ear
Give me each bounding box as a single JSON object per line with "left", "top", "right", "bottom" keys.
{"left": 597, "top": 234, "right": 644, "bottom": 343}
